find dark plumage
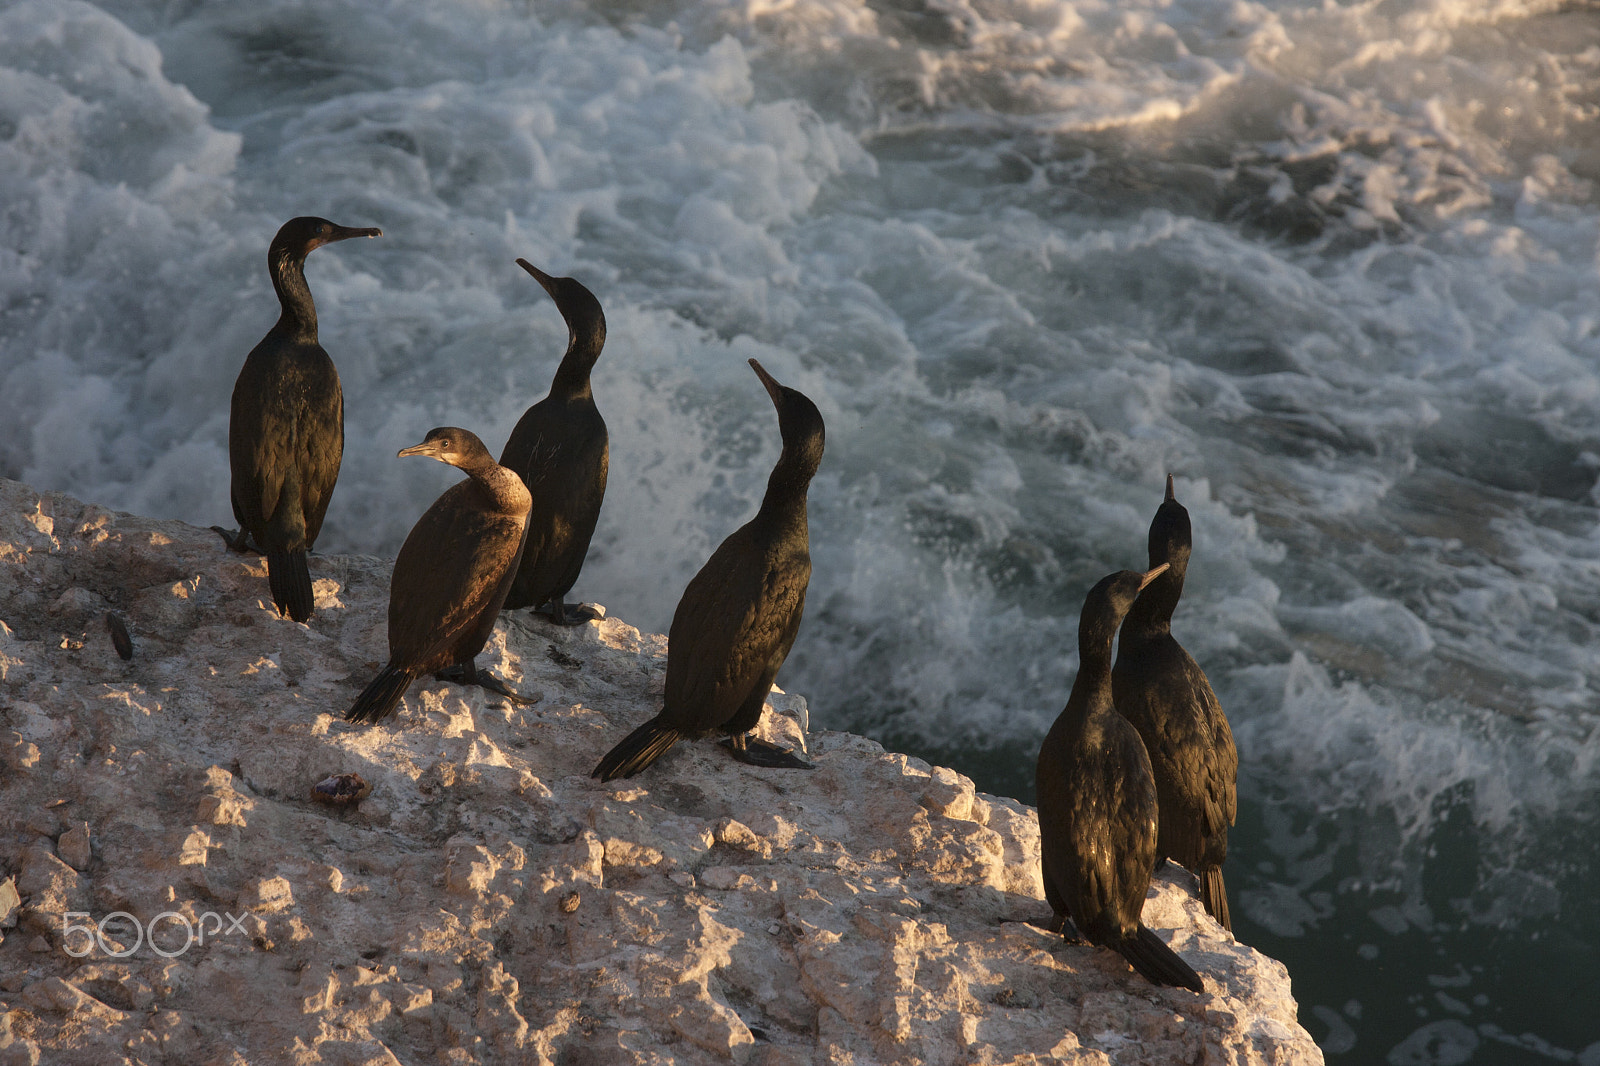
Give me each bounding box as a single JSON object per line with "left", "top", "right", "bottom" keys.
{"left": 498, "top": 260, "right": 609, "bottom": 625}
{"left": 592, "top": 359, "right": 823, "bottom": 781}
{"left": 1112, "top": 475, "right": 1238, "bottom": 930}
{"left": 1036, "top": 565, "right": 1205, "bottom": 992}
{"left": 346, "top": 428, "right": 535, "bottom": 725}
{"left": 220, "top": 216, "right": 381, "bottom": 622}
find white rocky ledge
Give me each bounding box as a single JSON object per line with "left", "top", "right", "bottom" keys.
{"left": 0, "top": 478, "right": 1323, "bottom": 1065}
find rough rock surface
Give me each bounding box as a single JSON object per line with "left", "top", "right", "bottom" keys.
{"left": 0, "top": 478, "right": 1324, "bottom": 1065}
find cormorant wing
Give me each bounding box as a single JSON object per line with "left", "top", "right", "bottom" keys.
{"left": 662, "top": 526, "right": 809, "bottom": 730}
{"left": 1195, "top": 665, "right": 1239, "bottom": 831}
{"left": 1058, "top": 717, "right": 1162, "bottom": 939}
{"left": 388, "top": 481, "right": 525, "bottom": 669}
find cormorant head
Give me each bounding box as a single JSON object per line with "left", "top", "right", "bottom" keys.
{"left": 517, "top": 259, "right": 606, "bottom": 355}
{"left": 1081, "top": 564, "right": 1170, "bottom": 644}
{"left": 398, "top": 427, "right": 493, "bottom": 470}
{"left": 749, "top": 359, "right": 825, "bottom": 470}
{"left": 275, "top": 214, "right": 384, "bottom": 257}
{"left": 271, "top": 216, "right": 383, "bottom": 263}
{"left": 1147, "top": 473, "right": 1192, "bottom": 574}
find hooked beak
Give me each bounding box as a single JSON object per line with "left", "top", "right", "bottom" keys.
{"left": 398, "top": 439, "right": 446, "bottom": 462}
{"left": 749, "top": 358, "right": 784, "bottom": 409}
{"left": 1138, "top": 563, "right": 1170, "bottom": 591}
{"left": 320, "top": 224, "right": 382, "bottom": 249}
{"left": 516, "top": 258, "right": 562, "bottom": 300}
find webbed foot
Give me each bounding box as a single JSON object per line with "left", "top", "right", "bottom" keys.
{"left": 211, "top": 526, "right": 259, "bottom": 553}
{"left": 532, "top": 598, "right": 602, "bottom": 627}
{"left": 999, "top": 914, "right": 1080, "bottom": 940}
{"left": 436, "top": 661, "right": 540, "bottom": 705}
{"left": 720, "top": 733, "right": 815, "bottom": 770}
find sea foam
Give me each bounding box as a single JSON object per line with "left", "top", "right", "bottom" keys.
{"left": 5, "top": 0, "right": 1600, "bottom": 1056}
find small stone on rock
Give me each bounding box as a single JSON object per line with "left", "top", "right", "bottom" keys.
{"left": 57, "top": 822, "right": 90, "bottom": 871}
{"left": 310, "top": 773, "right": 372, "bottom": 806}
{"left": 0, "top": 878, "right": 20, "bottom": 927}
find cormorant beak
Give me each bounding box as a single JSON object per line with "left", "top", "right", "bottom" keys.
{"left": 398, "top": 439, "right": 449, "bottom": 463}
{"left": 749, "top": 358, "right": 784, "bottom": 409}
{"left": 516, "top": 258, "right": 562, "bottom": 300}
{"left": 334, "top": 225, "right": 382, "bottom": 241}
{"left": 314, "top": 225, "right": 382, "bottom": 252}
{"left": 1138, "top": 563, "right": 1170, "bottom": 590}
{"left": 1165, "top": 473, "right": 1176, "bottom": 502}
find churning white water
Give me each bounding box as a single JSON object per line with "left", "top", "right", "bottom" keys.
{"left": 4, "top": 0, "right": 1600, "bottom": 1058}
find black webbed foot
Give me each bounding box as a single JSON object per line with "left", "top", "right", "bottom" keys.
{"left": 999, "top": 914, "right": 1082, "bottom": 941}
{"left": 211, "top": 526, "right": 259, "bottom": 553}
{"left": 475, "top": 673, "right": 539, "bottom": 705}
{"left": 720, "top": 733, "right": 815, "bottom": 770}
{"left": 435, "top": 661, "right": 539, "bottom": 705}
{"left": 532, "top": 598, "right": 602, "bottom": 627}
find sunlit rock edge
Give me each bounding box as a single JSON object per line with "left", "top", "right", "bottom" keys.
{"left": 0, "top": 477, "right": 1321, "bottom": 1066}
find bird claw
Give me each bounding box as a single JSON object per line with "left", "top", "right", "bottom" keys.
{"left": 211, "top": 526, "right": 259, "bottom": 554}
{"left": 999, "top": 915, "right": 1083, "bottom": 941}
{"left": 532, "top": 600, "right": 601, "bottom": 627}
{"left": 480, "top": 675, "right": 540, "bottom": 706}
{"left": 720, "top": 734, "right": 815, "bottom": 770}
{"left": 436, "top": 664, "right": 539, "bottom": 706}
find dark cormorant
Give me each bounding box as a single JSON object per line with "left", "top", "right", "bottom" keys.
{"left": 346, "top": 428, "right": 536, "bottom": 725}
{"left": 1112, "top": 475, "right": 1238, "bottom": 930}
{"left": 498, "top": 259, "right": 609, "bottom": 625}
{"left": 219, "top": 216, "right": 380, "bottom": 622}
{"left": 592, "top": 359, "right": 823, "bottom": 781}
{"left": 1036, "top": 565, "right": 1205, "bottom": 992}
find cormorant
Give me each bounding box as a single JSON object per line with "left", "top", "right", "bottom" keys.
{"left": 346, "top": 428, "right": 536, "bottom": 725}
{"left": 218, "top": 216, "right": 381, "bottom": 622}
{"left": 498, "top": 259, "right": 609, "bottom": 625}
{"left": 1036, "top": 565, "right": 1205, "bottom": 992}
{"left": 592, "top": 359, "right": 823, "bottom": 781}
{"left": 1112, "top": 475, "right": 1238, "bottom": 930}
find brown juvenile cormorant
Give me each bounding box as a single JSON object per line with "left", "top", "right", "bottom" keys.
{"left": 218, "top": 215, "right": 380, "bottom": 622}
{"left": 498, "top": 259, "right": 608, "bottom": 625}
{"left": 1036, "top": 565, "right": 1205, "bottom": 992}
{"left": 346, "top": 428, "right": 536, "bottom": 725}
{"left": 1112, "top": 475, "right": 1238, "bottom": 930}
{"left": 592, "top": 359, "right": 823, "bottom": 781}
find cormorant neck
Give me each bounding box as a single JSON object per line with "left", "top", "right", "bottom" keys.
{"left": 757, "top": 442, "right": 821, "bottom": 528}
{"left": 468, "top": 459, "right": 533, "bottom": 517}
{"left": 1062, "top": 622, "right": 1119, "bottom": 743}
{"left": 758, "top": 490, "right": 808, "bottom": 537}
{"left": 1121, "top": 560, "right": 1185, "bottom": 639}
{"left": 1077, "top": 610, "right": 1121, "bottom": 685}
{"left": 270, "top": 251, "right": 318, "bottom": 342}
{"left": 549, "top": 321, "right": 605, "bottom": 396}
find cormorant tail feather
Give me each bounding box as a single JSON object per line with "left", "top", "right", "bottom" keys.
{"left": 1201, "top": 867, "right": 1231, "bottom": 932}
{"left": 267, "top": 550, "right": 314, "bottom": 623}
{"left": 1119, "top": 925, "right": 1204, "bottom": 992}
{"left": 592, "top": 718, "right": 682, "bottom": 781}
{"left": 346, "top": 664, "right": 415, "bottom": 725}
